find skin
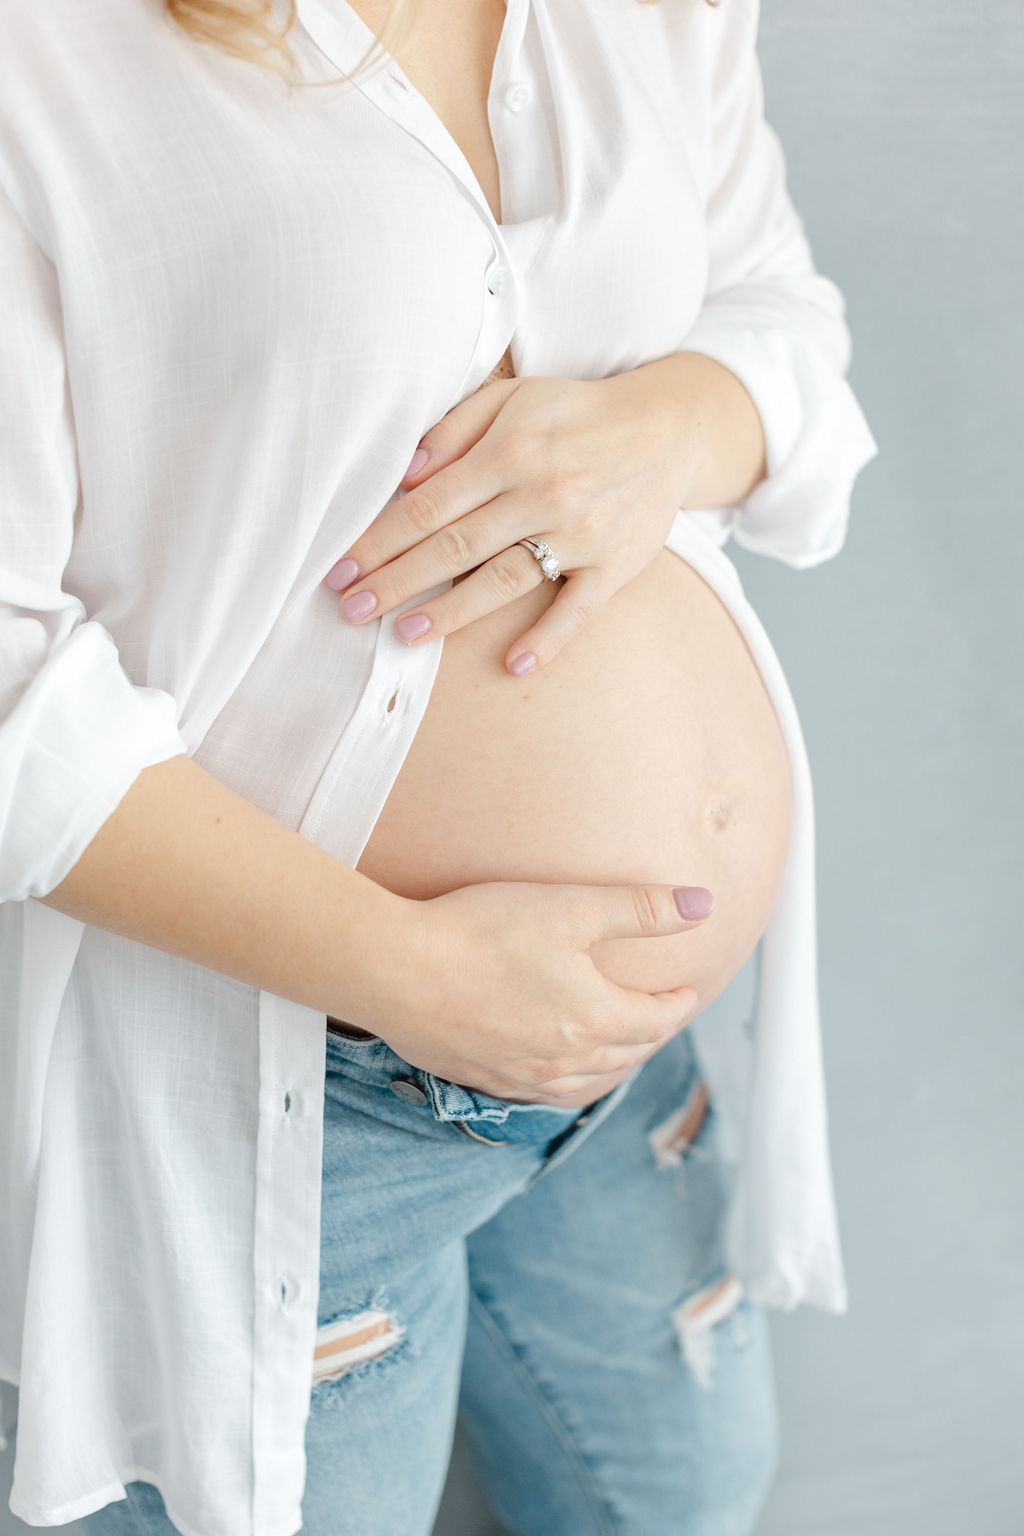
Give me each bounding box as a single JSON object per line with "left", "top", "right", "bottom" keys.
{"left": 331, "top": 0, "right": 768, "bottom": 676}
{"left": 38, "top": 0, "right": 781, "bottom": 1108}
{"left": 333, "top": 0, "right": 793, "bottom": 1104}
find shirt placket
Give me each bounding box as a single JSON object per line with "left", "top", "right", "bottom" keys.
{"left": 288, "top": 0, "right": 549, "bottom": 868}
{"left": 296, "top": 0, "right": 535, "bottom": 368}
{"left": 250, "top": 7, "right": 542, "bottom": 1531}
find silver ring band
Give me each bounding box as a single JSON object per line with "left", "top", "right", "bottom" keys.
{"left": 516, "top": 537, "right": 562, "bottom": 581}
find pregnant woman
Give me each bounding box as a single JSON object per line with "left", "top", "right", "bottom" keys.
{"left": 0, "top": 0, "right": 877, "bottom": 1532}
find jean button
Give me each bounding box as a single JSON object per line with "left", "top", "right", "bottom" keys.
{"left": 389, "top": 1076, "right": 429, "bottom": 1106}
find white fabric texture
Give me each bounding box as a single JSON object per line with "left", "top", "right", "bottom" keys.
{"left": 0, "top": 0, "right": 877, "bottom": 1529}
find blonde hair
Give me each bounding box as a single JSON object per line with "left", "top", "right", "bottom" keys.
{"left": 164, "top": 0, "right": 718, "bottom": 92}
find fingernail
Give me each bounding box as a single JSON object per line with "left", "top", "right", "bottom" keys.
{"left": 406, "top": 446, "right": 430, "bottom": 476}
{"left": 673, "top": 886, "right": 714, "bottom": 919}
{"left": 509, "top": 652, "right": 537, "bottom": 676}
{"left": 395, "top": 612, "right": 432, "bottom": 642}
{"left": 325, "top": 557, "right": 359, "bottom": 592}
{"left": 341, "top": 591, "right": 378, "bottom": 622}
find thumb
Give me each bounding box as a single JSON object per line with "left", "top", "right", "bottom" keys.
{"left": 581, "top": 883, "right": 714, "bottom": 945}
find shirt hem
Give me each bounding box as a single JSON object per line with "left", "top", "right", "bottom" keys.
{"left": 9, "top": 1467, "right": 304, "bottom": 1536}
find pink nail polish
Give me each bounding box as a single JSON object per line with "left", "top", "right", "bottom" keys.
{"left": 406, "top": 446, "right": 430, "bottom": 477}
{"left": 673, "top": 887, "right": 714, "bottom": 919}
{"left": 341, "top": 591, "right": 378, "bottom": 622}
{"left": 325, "top": 558, "right": 359, "bottom": 592}
{"left": 509, "top": 652, "right": 537, "bottom": 676}
{"left": 395, "top": 612, "right": 432, "bottom": 642}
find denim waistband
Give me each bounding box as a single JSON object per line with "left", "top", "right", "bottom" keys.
{"left": 324, "top": 1019, "right": 589, "bottom": 1142}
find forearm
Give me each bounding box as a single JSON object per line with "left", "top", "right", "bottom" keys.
{"left": 606, "top": 349, "right": 768, "bottom": 512}
{"left": 38, "top": 752, "right": 415, "bottom": 1026}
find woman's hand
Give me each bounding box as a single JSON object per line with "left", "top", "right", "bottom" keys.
{"left": 323, "top": 364, "right": 713, "bottom": 676}
{"left": 372, "top": 878, "right": 714, "bottom": 1106}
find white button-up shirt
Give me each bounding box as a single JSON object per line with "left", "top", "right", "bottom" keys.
{"left": 0, "top": 0, "right": 877, "bottom": 1528}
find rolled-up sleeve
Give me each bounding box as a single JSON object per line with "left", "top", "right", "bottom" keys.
{"left": 681, "top": 0, "right": 879, "bottom": 567}
{"left": 0, "top": 182, "right": 188, "bottom": 903}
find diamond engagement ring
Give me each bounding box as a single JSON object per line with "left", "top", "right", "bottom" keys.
{"left": 516, "top": 537, "right": 562, "bottom": 581}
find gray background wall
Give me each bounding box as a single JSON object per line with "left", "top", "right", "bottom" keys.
{"left": 2, "top": 0, "right": 1021, "bottom": 1532}
{"left": 435, "top": 0, "right": 1024, "bottom": 1530}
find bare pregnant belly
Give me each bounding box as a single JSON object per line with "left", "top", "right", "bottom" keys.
{"left": 354, "top": 541, "right": 793, "bottom": 1014}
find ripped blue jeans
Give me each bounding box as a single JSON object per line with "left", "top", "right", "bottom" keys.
{"left": 82, "top": 1021, "right": 778, "bottom": 1536}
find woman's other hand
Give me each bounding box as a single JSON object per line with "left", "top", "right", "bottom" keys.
{"left": 323, "top": 352, "right": 763, "bottom": 676}
{"left": 373, "top": 878, "right": 714, "bottom": 1106}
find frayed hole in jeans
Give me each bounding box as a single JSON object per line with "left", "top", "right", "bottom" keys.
{"left": 313, "top": 1308, "right": 405, "bottom": 1384}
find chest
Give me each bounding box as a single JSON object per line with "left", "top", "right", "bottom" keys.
{"left": 36, "top": 0, "right": 716, "bottom": 462}
{"left": 343, "top": 0, "right": 509, "bottom": 224}
{"left": 324, "top": 0, "right": 710, "bottom": 383}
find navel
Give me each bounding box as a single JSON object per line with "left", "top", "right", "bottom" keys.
{"left": 703, "top": 792, "right": 735, "bottom": 833}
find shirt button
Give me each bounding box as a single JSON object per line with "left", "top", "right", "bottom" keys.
{"left": 487, "top": 265, "right": 510, "bottom": 296}
{"left": 389, "top": 1076, "right": 429, "bottom": 1106}
{"left": 504, "top": 82, "right": 532, "bottom": 112}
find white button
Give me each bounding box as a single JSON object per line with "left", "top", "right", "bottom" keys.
{"left": 504, "top": 82, "right": 532, "bottom": 112}
{"left": 387, "top": 70, "right": 409, "bottom": 92}
{"left": 487, "top": 266, "right": 510, "bottom": 296}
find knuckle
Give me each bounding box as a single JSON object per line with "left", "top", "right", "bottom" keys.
{"left": 539, "top": 468, "right": 585, "bottom": 509}
{"left": 405, "top": 489, "right": 446, "bottom": 535}
{"left": 527, "top": 1069, "right": 565, "bottom": 1097}
{"left": 436, "top": 521, "right": 474, "bottom": 569}
{"left": 544, "top": 1056, "right": 577, "bottom": 1082}
{"left": 546, "top": 1074, "right": 588, "bottom": 1098}
{"left": 575, "top": 1011, "right": 609, "bottom": 1049}
{"left": 584, "top": 1045, "right": 618, "bottom": 1076}
{"left": 487, "top": 552, "right": 528, "bottom": 599}
{"left": 536, "top": 471, "right": 570, "bottom": 509}
{"left": 631, "top": 885, "right": 661, "bottom": 933}
{"left": 560, "top": 592, "right": 597, "bottom": 628}
{"left": 489, "top": 436, "right": 523, "bottom": 474}
{"left": 425, "top": 423, "right": 458, "bottom": 458}
{"left": 510, "top": 1057, "right": 548, "bottom": 1089}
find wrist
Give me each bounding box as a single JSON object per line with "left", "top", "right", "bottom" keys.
{"left": 611, "top": 350, "right": 766, "bottom": 509}
{"left": 322, "top": 871, "right": 428, "bottom": 1030}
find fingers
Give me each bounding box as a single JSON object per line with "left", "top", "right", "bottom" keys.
{"left": 332, "top": 493, "right": 548, "bottom": 631}
{"left": 328, "top": 440, "right": 509, "bottom": 606}
{"left": 610, "top": 980, "right": 702, "bottom": 1047}
{"left": 501, "top": 569, "right": 614, "bottom": 676}
{"left": 517, "top": 993, "right": 699, "bottom": 1101}
{"left": 388, "top": 539, "right": 551, "bottom": 650}
{"left": 347, "top": 554, "right": 615, "bottom": 681}
{"left": 580, "top": 979, "right": 701, "bottom": 1051}
{"left": 400, "top": 375, "right": 521, "bottom": 488}
{"left": 557, "top": 880, "right": 714, "bottom": 948}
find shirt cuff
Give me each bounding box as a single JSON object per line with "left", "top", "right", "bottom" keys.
{"left": 0, "top": 618, "right": 188, "bottom": 902}
{"left": 681, "top": 318, "right": 880, "bottom": 569}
